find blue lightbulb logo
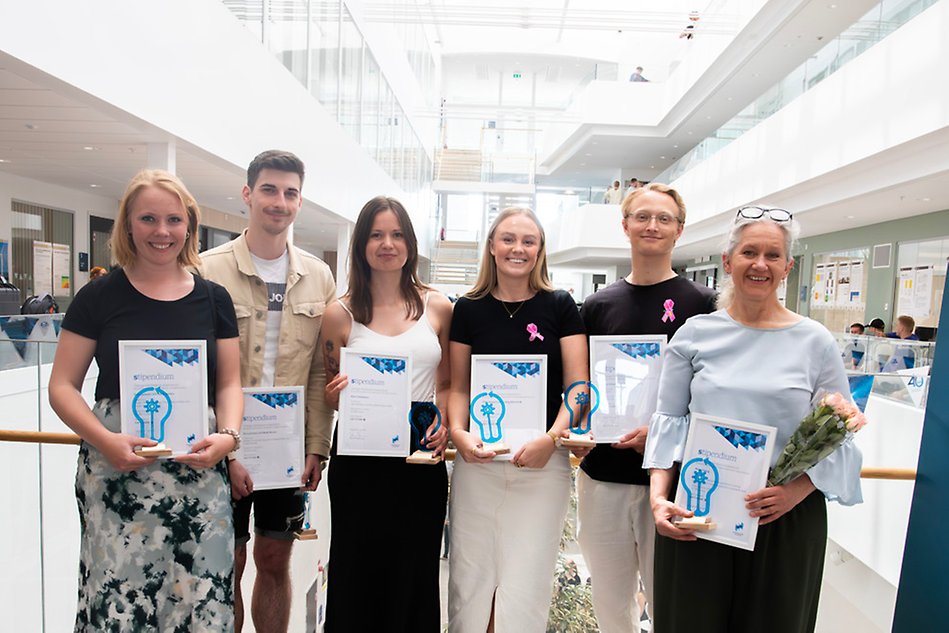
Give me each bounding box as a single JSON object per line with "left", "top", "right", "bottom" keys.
{"left": 564, "top": 380, "right": 600, "bottom": 435}
{"left": 131, "top": 386, "right": 173, "bottom": 443}
{"left": 470, "top": 391, "right": 506, "bottom": 444}
{"left": 679, "top": 457, "right": 720, "bottom": 517}
{"left": 409, "top": 402, "right": 442, "bottom": 453}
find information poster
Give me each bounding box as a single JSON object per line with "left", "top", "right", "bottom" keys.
{"left": 823, "top": 262, "right": 837, "bottom": 306}
{"left": 32, "top": 241, "right": 53, "bottom": 296}
{"left": 52, "top": 243, "right": 71, "bottom": 292}
{"left": 337, "top": 348, "right": 412, "bottom": 457}
{"left": 914, "top": 266, "right": 933, "bottom": 318}
{"left": 850, "top": 261, "right": 865, "bottom": 306}
{"left": 118, "top": 340, "right": 209, "bottom": 456}
{"left": 811, "top": 264, "right": 825, "bottom": 308}
{"left": 674, "top": 413, "right": 777, "bottom": 551}
{"left": 897, "top": 267, "right": 915, "bottom": 316}
{"left": 239, "top": 386, "right": 305, "bottom": 490}
{"left": 836, "top": 262, "right": 850, "bottom": 307}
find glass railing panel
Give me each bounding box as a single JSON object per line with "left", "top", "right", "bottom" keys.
{"left": 655, "top": 0, "right": 939, "bottom": 184}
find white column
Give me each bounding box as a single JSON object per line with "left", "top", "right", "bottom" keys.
{"left": 146, "top": 141, "right": 177, "bottom": 173}
{"left": 335, "top": 223, "right": 353, "bottom": 296}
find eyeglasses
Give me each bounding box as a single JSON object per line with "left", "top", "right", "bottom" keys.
{"left": 625, "top": 211, "right": 682, "bottom": 226}
{"left": 736, "top": 206, "right": 792, "bottom": 223}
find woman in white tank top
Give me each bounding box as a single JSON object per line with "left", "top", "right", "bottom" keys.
{"left": 320, "top": 196, "right": 453, "bottom": 632}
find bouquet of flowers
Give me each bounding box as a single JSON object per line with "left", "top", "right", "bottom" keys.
{"left": 767, "top": 392, "right": 867, "bottom": 487}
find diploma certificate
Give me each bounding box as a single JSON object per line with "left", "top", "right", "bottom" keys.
{"left": 589, "top": 335, "right": 666, "bottom": 443}
{"left": 674, "top": 413, "right": 777, "bottom": 550}
{"left": 239, "top": 387, "right": 305, "bottom": 490}
{"left": 337, "top": 348, "right": 412, "bottom": 457}
{"left": 469, "top": 354, "right": 547, "bottom": 459}
{"left": 118, "top": 340, "right": 209, "bottom": 456}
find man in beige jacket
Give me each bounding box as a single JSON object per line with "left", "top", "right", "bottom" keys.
{"left": 201, "top": 150, "right": 336, "bottom": 633}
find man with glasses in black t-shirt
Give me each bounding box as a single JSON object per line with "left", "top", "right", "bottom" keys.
{"left": 576, "top": 183, "right": 716, "bottom": 633}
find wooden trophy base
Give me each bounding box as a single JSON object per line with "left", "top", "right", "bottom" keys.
{"left": 406, "top": 450, "right": 444, "bottom": 465}
{"left": 485, "top": 441, "right": 510, "bottom": 456}
{"left": 294, "top": 528, "right": 319, "bottom": 541}
{"left": 674, "top": 516, "right": 717, "bottom": 531}
{"left": 135, "top": 443, "right": 173, "bottom": 458}
{"left": 560, "top": 433, "right": 596, "bottom": 448}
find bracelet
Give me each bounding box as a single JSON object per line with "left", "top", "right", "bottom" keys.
{"left": 546, "top": 430, "right": 560, "bottom": 446}
{"left": 219, "top": 428, "right": 241, "bottom": 451}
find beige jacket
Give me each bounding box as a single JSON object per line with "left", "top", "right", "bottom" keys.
{"left": 199, "top": 231, "right": 336, "bottom": 457}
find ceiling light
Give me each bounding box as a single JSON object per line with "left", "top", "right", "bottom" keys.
{"left": 660, "top": 156, "right": 666, "bottom": 159}
{"left": 650, "top": 165, "right": 655, "bottom": 169}
{"left": 920, "top": 197, "right": 931, "bottom": 201}
{"left": 847, "top": 215, "right": 855, "bottom": 219}
{"left": 89, "top": 184, "right": 100, "bottom": 188}
{"left": 564, "top": 189, "right": 575, "bottom": 195}
{"left": 585, "top": 153, "right": 592, "bottom": 156}
{"left": 688, "top": 131, "right": 693, "bottom": 135}
{"left": 0, "top": 159, "right": 7, "bottom": 163}
{"left": 226, "top": 196, "right": 235, "bottom": 200}
{"left": 25, "top": 123, "right": 38, "bottom": 130}
{"left": 83, "top": 146, "right": 99, "bottom": 151}
{"left": 673, "top": 145, "right": 679, "bottom": 148}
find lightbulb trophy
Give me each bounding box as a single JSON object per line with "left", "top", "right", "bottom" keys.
{"left": 131, "top": 386, "right": 174, "bottom": 457}
{"left": 469, "top": 390, "right": 510, "bottom": 456}
{"left": 560, "top": 380, "right": 600, "bottom": 448}
{"left": 406, "top": 401, "right": 444, "bottom": 465}
{"left": 294, "top": 493, "right": 318, "bottom": 540}
{"left": 675, "top": 456, "right": 720, "bottom": 531}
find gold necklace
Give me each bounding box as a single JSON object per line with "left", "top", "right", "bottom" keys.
{"left": 499, "top": 299, "right": 527, "bottom": 319}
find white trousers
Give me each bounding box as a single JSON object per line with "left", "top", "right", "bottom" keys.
{"left": 448, "top": 450, "right": 571, "bottom": 633}
{"left": 576, "top": 470, "right": 655, "bottom": 633}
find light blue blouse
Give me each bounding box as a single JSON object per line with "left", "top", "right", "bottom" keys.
{"left": 643, "top": 310, "right": 863, "bottom": 505}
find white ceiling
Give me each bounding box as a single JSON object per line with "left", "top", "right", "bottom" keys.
{"left": 0, "top": 58, "right": 342, "bottom": 253}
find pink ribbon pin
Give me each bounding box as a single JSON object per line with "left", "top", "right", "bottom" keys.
{"left": 661, "top": 299, "right": 676, "bottom": 323}
{"left": 527, "top": 323, "right": 545, "bottom": 341}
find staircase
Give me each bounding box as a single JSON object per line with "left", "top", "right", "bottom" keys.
{"left": 430, "top": 239, "right": 480, "bottom": 286}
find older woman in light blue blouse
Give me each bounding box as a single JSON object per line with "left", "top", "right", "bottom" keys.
{"left": 643, "top": 207, "right": 862, "bottom": 633}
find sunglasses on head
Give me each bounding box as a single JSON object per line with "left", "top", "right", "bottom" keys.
{"left": 736, "top": 206, "right": 792, "bottom": 223}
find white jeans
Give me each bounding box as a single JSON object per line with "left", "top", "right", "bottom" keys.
{"left": 576, "top": 469, "right": 655, "bottom": 633}
{"left": 448, "top": 450, "right": 571, "bottom": 633}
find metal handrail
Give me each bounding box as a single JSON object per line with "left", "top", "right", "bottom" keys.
{"left": 0, "top": 430, "right": 918, "bottom": 480}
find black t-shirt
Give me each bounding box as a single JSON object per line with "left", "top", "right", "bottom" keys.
{"left": 580, "top": 276, "right": 716, "bottom": 484}
{"left": 450, "top": 289, "right": 585, "bottom": 430}
{"left": 62, "top": 269, "right": 239, "bottom": 406}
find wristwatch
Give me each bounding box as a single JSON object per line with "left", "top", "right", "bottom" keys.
{"left": 546, "top": 429, "right": 561, "bottom": 447}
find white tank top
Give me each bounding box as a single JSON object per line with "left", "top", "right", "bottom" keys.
{"left": 340, "top": 292, "right": 441, "bottom": 402}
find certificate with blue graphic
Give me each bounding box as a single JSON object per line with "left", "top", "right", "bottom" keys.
{"left": 239, "top": 387, "right": 305, "bottom": 490}
{"left": 469, "top": 354, "right": 547, "bottom": 459}
{"left": 674, "top": 413, "right": 777, "bottom": 551}
{"left": 590, "top": 335, "right": 666, "bottom": 443}
{"left": 118, "top": 340, "right": 209, "bottom": 457}
{"left": 337, "top": 348, "right": 412, "bottom": 457}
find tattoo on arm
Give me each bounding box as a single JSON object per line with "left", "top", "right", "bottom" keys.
{"left": 324, "top": 340, "right": 340, "bottom": 377}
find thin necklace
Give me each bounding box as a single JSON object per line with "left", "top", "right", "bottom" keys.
{"left": 500, "top": 299, "right": 526, "bottom": 319}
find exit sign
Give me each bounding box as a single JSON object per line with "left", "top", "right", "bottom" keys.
{"left": 512, "top": 72, "right": 522, "bottom": 79}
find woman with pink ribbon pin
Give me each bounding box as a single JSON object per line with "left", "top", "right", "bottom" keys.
{"left": 447, "top": 207, "right": 588, "bottom": 632}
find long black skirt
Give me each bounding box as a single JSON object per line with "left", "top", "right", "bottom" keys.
{"left": 653, "top": 489, "right": 827, "bottom": 633}
{"left": 324, "top": 452, "right": 448, "bottom": 632}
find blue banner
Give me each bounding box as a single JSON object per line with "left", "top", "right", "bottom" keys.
{"left": 893, "top": 275, "right": 949, "bottom": 631}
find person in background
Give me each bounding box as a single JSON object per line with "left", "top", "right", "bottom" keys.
{"left": 447, "top": 207, "right": 587, "bottom": 632}
{"left": 629, "top": 67, "right": 649, "bottom": 82}
{"left": 201, "top": 150, "right": 336, "bottom": 633}
{"left": 645, "top": 205, "right": 862, "bottom": 633}
{"left": 88, "top": 266, "right": 108, "bottom": 281}
{"left": 607, "top": 181, "right": 625, "bottom": 205}
{"left": 577, "top": 183, "right": 716, "bottom": 633}
{"left": 887, "top": 315, "right": 919, "bottom": 340}
{"left": 49, "top": 169, "right": 242, "bottom": 630}
{"left": 849, "top": 322, "right": 864, "bottom": 335}
{"left": 865, "top": 317, "right": 886, "bottom": 336}
{"left": 321, "top": 196, "right": 451, "bottom": 632}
